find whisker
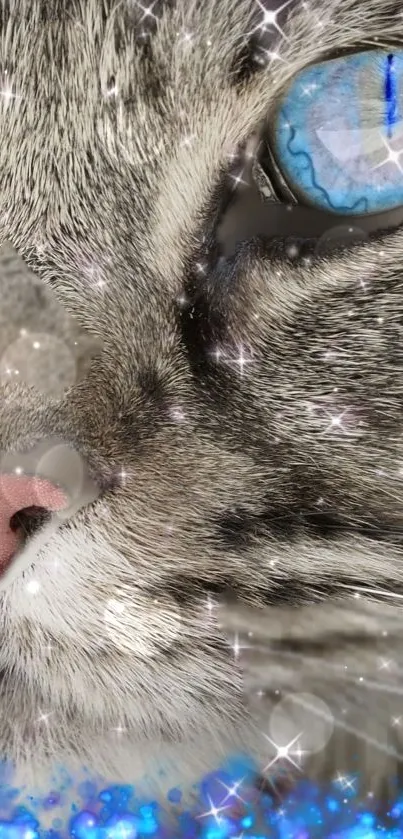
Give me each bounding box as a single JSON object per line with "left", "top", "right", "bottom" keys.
{"left": 249, "top": 643, "right": 403, "bottom": 688}
{"left": 289, "top": 693, "right": 403, "bottom": 762}
{"left": 338, "top": 583, "right": 403, "bottom": 601}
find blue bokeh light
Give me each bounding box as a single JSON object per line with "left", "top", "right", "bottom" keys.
{"left": 0, "top": 757, "right": 402, "bottom": 838}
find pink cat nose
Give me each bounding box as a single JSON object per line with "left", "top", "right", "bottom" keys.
{"left": 0, "top": 437, "right": 101, "bottom": 586}
{"left": 0, "top": 474, "right": 69, "bottom": 575}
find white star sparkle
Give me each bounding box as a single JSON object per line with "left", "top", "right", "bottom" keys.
{"left": 300, "top": 82, "right": 319, "bottom": 97}
{"left": 36, "top": 710, "right": 53, "bottom": 726}
{"left": 321, "top": 408, "right": 353, "bottom": 437}
{"left": 378, "top": 657, "right": 393, "bottom": 671}
{"left": 262, "top": 732, "right": 306, "bottom": 772}
{"left": 231, "top": 632, "right": 251, "bottom": 659}
{"left": 373, "top": 132, "right": 403, "bottom": 175}
{"left": 111, "top": 724, "right": 127, "bottom": 736}
{"left": 178, "top": 30, "right": 194, "bottom": 46}
{"left": 228, "top": 345, "right": 254, "bottom": 376}
{"left": 251, "top": 0, "right": 295, "bottom": 41}
{"left": 229, "top": 169, "right": 249, "bottom": 189}
{"left": 180, "top": 133, "right": 196, "bottom": 148}
{"left": 132, "top": 0, "right": 159, "bottom": 23}
{"left": 206, "top": 593, "right": 219, "bottom": 614}
{"left": 218, "top": 776, "right": 247, "bottom": 805}
{"left": 83, "top": 261, "right": 107, "bottom": 290}
{"left": 170, "top": 406, "right": 186, "bottom": 423}
{"left": 335, "top": 773, "right": 356, "bottom": 792}
{"left": 26, "top": 579, "right": 41, "bottom": 594}
{"left": 176, "top": 293, "right": 189, "bottom": 308}
{"left": 117, "top": 468, "right": 129, "bottom": 486}
{"left": 258, "top": 47, "right": 289, "bottom": 67}
{"left": 210, "top": 346, "right": 224, "bottom": 363}
{"left": 197, "top": 795, "right": 231, "bottom": 824}
{"left": 0, "top": 83, "right": 21, "bottom": 103}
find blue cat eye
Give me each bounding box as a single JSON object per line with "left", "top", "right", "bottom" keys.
{"left": 272, "top": 50, "right": 403, "bottom": 215}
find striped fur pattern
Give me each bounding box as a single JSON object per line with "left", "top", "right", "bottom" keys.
{"left": 0, "top": 0, "right": 402, "bottom": 813}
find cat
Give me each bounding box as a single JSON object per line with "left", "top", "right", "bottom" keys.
{"left": 0, "top": 0, "right": 402, "bottom": 821}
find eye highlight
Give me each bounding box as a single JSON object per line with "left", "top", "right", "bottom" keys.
{"left": 270, "top": 50, "right": 403, "bottom": 216}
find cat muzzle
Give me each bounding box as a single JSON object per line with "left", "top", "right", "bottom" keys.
{"left": 0, "top": 437, "right": 100, "bottom": 588}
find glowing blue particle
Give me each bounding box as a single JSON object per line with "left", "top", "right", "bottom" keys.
{"left": 78, "top": 784, "right": 98, "bottom": 803}
{"left": 43, "top": 793, "right": 61, "bottom": 811}
{"left": 166, "top": 789, "right": 182, "bottom": 804}
{"left": 136, "top": 805, "right": 158, "bottom": 835}
{"left": 104, "top": 813, "right": 138, "bottom": 839}
{"left": 241, "top": 815, "right": 253, "bottom": 828}
{"left": 69, "top": 810, "right": 100, "bottom": 839}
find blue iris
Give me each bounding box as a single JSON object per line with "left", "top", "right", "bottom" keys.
{"left": 273, "top": 50, "right": 403, "bottom": 215}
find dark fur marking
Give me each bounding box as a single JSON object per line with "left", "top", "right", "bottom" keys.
{"left": 214, "top": 494, "right": 403, "bottom": 554}
{"left": 260, "top": 574, "right": 403, "bottom": 607}
{"left": 229, "top": 35, "right": 263, "bottom": 86}
{"left": 136, "top": 368, "right": 167, "bottom": 405}
{"left": 261, "top": 577, "right": 342, "bottom": 606}
{"left": 266, "top": 632, "right": 380, "bottom": 654}
{"left": 213, "top": 503, "right": 350, "bottom": 550}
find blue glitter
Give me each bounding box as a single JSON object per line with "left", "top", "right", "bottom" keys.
{"left": 104, "top": 813, "right": 138, "bottom": 839}
{"left": 166, "top": 790, "right": 181, "bottom": 805}
{"left": 3, "top": 759, "right": 403, "bottom": 837}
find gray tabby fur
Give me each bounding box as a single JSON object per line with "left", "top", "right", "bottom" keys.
{"left": 0, "top": 0, "right": 402, "bottom": 817}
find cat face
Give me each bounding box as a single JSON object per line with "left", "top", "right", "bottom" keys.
{"left": 0, "top": 0, "right": 402, "bottom": 802}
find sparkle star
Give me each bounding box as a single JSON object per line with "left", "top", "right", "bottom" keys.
{"left": 180, "top": 133, "right": 196, "bottom": 148}
{"left": 111, "top": 724, "right": 127, "bottom": 736}
{"left": 0, "top": 84, "right": 21, "bottom": 103}
{"left": 231, "top": 632, "right": 250, "bottom": 659}
{"left": 176, "top": 293, "right": 189, "bottom": 308}
{"left": 197, "top": 795, "right": 231, "bottom": 824}
{"left": 118, "top": 468, "right": 129, "bottom": 486}
{"left": 225, "top": 345, "right": 253, "bottom": 376}
{"left": 258, "top": 47, "right": 289, "bottom": 67}
{"left": 36, "top": 710, "right": 53, "bottom": 725}
{"left": 373, "top": 132, "right": 403, "bottom": 174}
{"left": 210, "top": 346, "right": 224, "bottom": 363}
{"left": 218, "top": 776, "right": 247, "bottom": 805}
{"left": 335, "top": 773, "right": 356, "bottom": 792}
{"left": 251, "top": 0, "right": 295, "bottom": 42}
{"left": 321, "top": 408, "right": 352, "bottom": 436}
{"left": 83, "top": 261, "right": 107, "bottom": 290}
{"left": 170, "top": 406, "right": 186, "bottom": 423}
{"left": 300, "top": 82, "right": 319, "bottom": 97}
{"left": 178, "top": 30, "right": 194, "bottom": 46}
{"left": 235, "top": 346, "right": 252, "bottom": 374}
{"left": 229, "top": 169, "right": 249, "bottom": 189}
{"left": 132, "top": 0, "right": 159, "bottom": 23}
{"left": 262, "top": 732, "right": 306, "bottom": 772}
{"left": 206, "top": 593, "right": 219, "bottom": 614}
